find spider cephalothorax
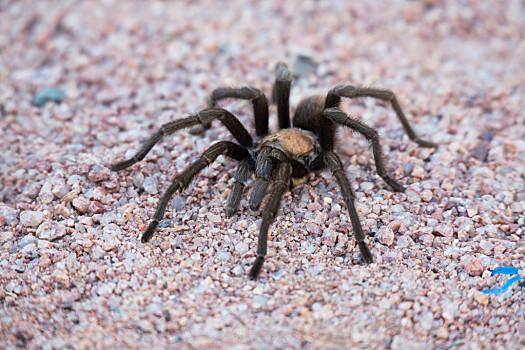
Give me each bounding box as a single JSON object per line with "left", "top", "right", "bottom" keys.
{"left": 110, "top": 62, "right": 436, "bottom": 279}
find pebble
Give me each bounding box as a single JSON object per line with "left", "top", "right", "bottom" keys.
{"left": 479, "top": 240, "right": 494, "bottom": 254}
{"left": 419, "top": 234, "right": 434, "bottom": 246}
{"left": 18, "top": 234, "right": 36, "bottom": 247}
{"left": 88, "top": 165, "right": 111, "bottom": 182}
{"left": 72, "top": 197, "right": 90, "bottom": 214}
{"left": 207, "top": 213, "right": 221, "bottom": 224}
{"left": 36, "top": 222, "right": 67, "bottom": 241}
{"left": 19, "top": 211, "right": 45, "bottom": 227}
{"left": 0, "top": 205, "right": 18, "bottom": 226}
{"left": 91, "top": 246, "right": 106, "bottom": 259}
{"left": 473, "top": 291, "right": 489, "bottom": 306}
{"left": 465, "top": 257, "right": 483, "bottom": 276}
{"left": 97, "top": 282, "right": 116, "bottom": 296}
{"left": 235, "top": 242, "right": 249, "bottom": 254}
{"left": 143, "top": 176, "right": 158, "bottom": 195}
{"left": 376, "top": 226, "right": 394, "bottom": 246}
{"left": 420, "top": 189, "right": 433, "bottom": 202}
{"left": 321, "top": 228, "right": 337, "bottom": 246}
{"left": 466, "top": 202, "right": 479, "bottom": 217}
{"left": 397, "top": 235, "right": 410, "bottom": 249}
{"left": 433, "top": 224, "right": 453, "bottom": 237}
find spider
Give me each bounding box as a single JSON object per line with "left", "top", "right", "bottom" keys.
{"left": 110, "top": 62, "right": 437, "bottom": 279}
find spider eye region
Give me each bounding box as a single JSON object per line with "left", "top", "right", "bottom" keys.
{"left": 260, "top": 128, "right": 318, "bottom": 158}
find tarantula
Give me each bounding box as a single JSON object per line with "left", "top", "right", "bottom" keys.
{"left": 111, "top": 62, "right": 436, "bottom": 279}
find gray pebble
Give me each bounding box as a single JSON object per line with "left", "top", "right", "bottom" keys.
{"left": 143, "top": 176, "right": 158, "bottom": 195}
{"left": 20, "top": 211, "right": 45, "bottom": 227}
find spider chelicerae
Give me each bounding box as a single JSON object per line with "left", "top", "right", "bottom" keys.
{"left": 111, "top": 62, "right": 437, "bottom": 279}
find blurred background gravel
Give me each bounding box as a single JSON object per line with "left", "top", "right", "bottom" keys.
{"left": 1, "top": 1, "right": 524, "bottom": 349}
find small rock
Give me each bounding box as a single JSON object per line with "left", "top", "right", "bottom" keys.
{"left": 473, "top": 291, "right": 489, "bottom": 306}
{"left": 479, "top": 240, "right": 494, "bottom": 254}
{"left": 235, "top": 242, "right": 249, "bottom": 254}
{"left": 89, "top": 201, "right": 106, "bottom": 214}
{"left": 397, "top": 235, "right": 410, "bottom": 249}
{"left": 419, "top": 234, "right": 434, "bottom": 246}
{"left": 207, "top": 213, "right": 221, "bottom": 224}
{"left": 97, "top": 282, "right": 116, "bottom": 296}
{"left": 38, "top": 182, "right": 55, "bottom": 204}
{"left": 411, "top": 165, "right": 425, "bottom": 178}
{"left": 465, "top": 257, "right": 484, "bottom": 276}
{"left": 20, "top": 211, "right": 45, "bottom": 227}
{"left": 88, "top": 165, "right": 111, "bottom": 182}
{"left": 72, "top": 197, "right": 90, "bottom": 214}
{"left": 383, "top": 249, "right": 403, "bottom": 262}
{"left": 91, "top": 246, "right": 106, "bottom": 259}
{"left": 143, "top": 177, "right": 158, "bottom": 194}
{"left": 472, "top": 142, "right": 490, "bottom": 161}
{"left": 307, "top": 202, "right": 323, "bottom": 212}
{"left": 442, "top": 302, "right": 459, "bottom": 322}
{"left": 466, "top": 202, "right": 479, "bottom": 217}
{"left": 172, "top": 195, "right": 185, "bottom": 211}
{"left": 434, "top": 224, "right": 453, "bottom": 237}
{"left": 321, "top": 228, "right": 337, "bottom": 246}
{"left": 421, "top": 189, "right": 433, "bottom": 202}
{"left": 102, "top": 242, "right": 115, "bottom": 251}
{"left": 18, "top": 234, "right": 36, "bottom": 247}
{"left": 376, "top": 226, "right": 394, "bottom": 246}
{"left": 292, "top": 54, "right": 317, "bottom": 77}
{"left": 36, "top": 221, "right": 67, "bottom": 241}
{"left": 405, "top": 189, "right": 421, "bottom": 202}
{"left": 0, "top": 204, "right": 19, "bottom": 225}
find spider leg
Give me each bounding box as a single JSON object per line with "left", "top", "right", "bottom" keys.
{"left": 323, "top": 107, "right": 405, "bottom": 192}
{"left": 250, "top": 161, "right": 292, "bottom": 279}
{"left": 206, "top": 86, "right": 270, "bottom": 137}
{"left": 313, "top": 151, "right": 373, "bottom": 264}
{"left": 271, "top": 62, "right": 292, "bottom": 129}
{"left": 249, "top": 147, "right": 288, "bottom": 210}
{"left": 249, "top": 147, "right": 273, "bottom": 211}
{"left": 226, "top": 157, "right": 254, "bottom": 216}
{"left": 325, "top": 85, "right": 437, "bottom": 148}
{"left": 111, "top": 107, "right": 253, "bottom": 171}
{"left": 141, "top": 141, "right": 250, "bottom": 242}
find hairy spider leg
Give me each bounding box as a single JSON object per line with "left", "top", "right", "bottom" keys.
{"left": 325, "top": 85, "right": 437, "bottom": 148}
{"left": 141, "top": 141, "right": 250, "bottom": 242}
{"left": 249, "top": 147, "right": 273, "bottom": 211}
{"left": 272, "top": 62, "right": 292, "bottom": 129}
{"left": 225, "top": 157, "right": 254, "bottom": 216}
{"left": 250, "top": 160, "right": 292, "bottom": 279}
{"left": 110, "top": 107, "right": 253, "bottom": 171}
{"left": 203, "top": 86, "right": 270, "bottom": 137}
{"left": 323, "top": 107, "right": 405, "bottom": 192}
{"left": 311, "top": 151, "right": 374, "bottom": 264}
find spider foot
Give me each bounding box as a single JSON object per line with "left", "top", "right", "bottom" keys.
{"left": 111, "top": 159, "right": 136, "bottom": 171}
{"left": 249, "top": 255, "right": 265, "bottom": 279}
{"left": 384, "top": 178, "right": 406, "bottom": 193}
{"left": 414, "top": 138, "right": 438, "bottom": 148}
{"left": 141, "top": 220, "right": 159, "bottom": 242}
{"left": 358, "top": 242, "right": 373, "bottom": 264}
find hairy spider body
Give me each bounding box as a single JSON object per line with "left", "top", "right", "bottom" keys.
{"left": 110, "top": 62, "right": 436, "bottom": 279}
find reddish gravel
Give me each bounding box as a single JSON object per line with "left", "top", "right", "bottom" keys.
{"left": 1, "top": 1, "right": 524, "bottom": 349}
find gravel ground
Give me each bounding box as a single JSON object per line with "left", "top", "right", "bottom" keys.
{"left": 1, "top": 1, "right": 524, "bottom": 349}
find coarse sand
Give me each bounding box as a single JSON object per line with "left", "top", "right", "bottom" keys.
{"left": 1, "top": 1, "right": 524, "bottom": 349}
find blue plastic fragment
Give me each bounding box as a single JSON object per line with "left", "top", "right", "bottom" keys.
{"left": 491, "top": 266, "right": 519, "bottom": 276}
{"left": 33, "top": 87, "right": 66, "bottom": 107}
{"left": 482, "top": 276, "right": 522, "bottom": 295}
